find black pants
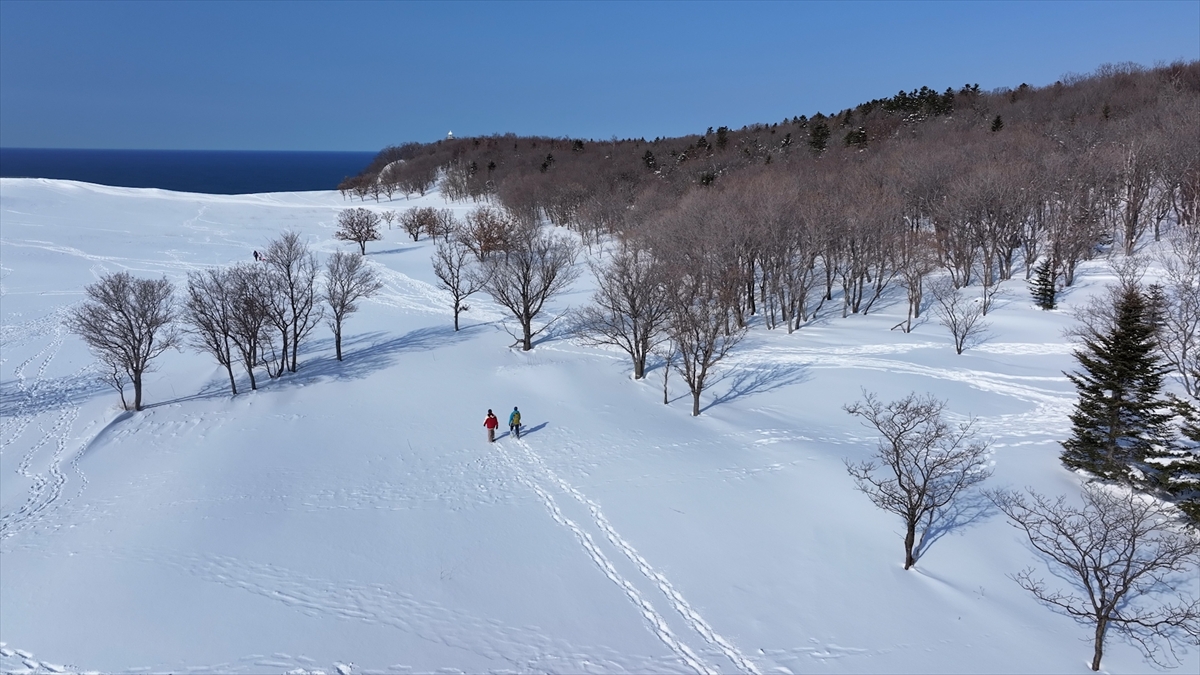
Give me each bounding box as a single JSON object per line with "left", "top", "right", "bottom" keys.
{"left": 510, "top": 424, "right": 520, "bottom": 438}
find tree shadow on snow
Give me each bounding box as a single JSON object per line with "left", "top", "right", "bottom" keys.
{"left": 150, "top": 325, "right": 480, "bottom": 408}
{"left": 912, "top": 491, "right": 998, "bottom": 563}
{"left": 278, "top": 325, "right": 481, "bottom": 387}
{"left": 522, "top": 315, "right": 574, "bottom": 349}
{"left": 0, "top": 371, "right": 111, "bottom": 418}
{"left": 702, "top": 362, "right": 811, "bottom": 413}
{"left": 144, "top": 380, "right": 242, "bottom": 409}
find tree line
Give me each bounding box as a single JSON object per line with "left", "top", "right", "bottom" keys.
{"left": 68, "top": 226, "right": 384, "bottom": 411}
{"left": 352, "top": 62, "right": 1199, "bottom": 393}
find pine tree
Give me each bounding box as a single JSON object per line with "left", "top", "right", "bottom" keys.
{"left": 1160, "top": 396, "right": 1200, "bottom": 523}
{"left": 716, "top": 126, "right": 729, "bottom": 150}
{"left": 1061, "top": 285, "right": 1174, "bottom": 483}
{"left": 1030, "top": 258, "right": 1058, "bottom": 310}
{"left": 991, "top": 115, "right": 1004, "bottom": 132}
{"left": 808, "top": 121, "right": 831, "bottom": 154}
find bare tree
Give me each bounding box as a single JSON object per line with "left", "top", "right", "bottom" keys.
{"left": 264, "top": 232, "right": 322, "bottom": 373}
{"left": 397, "top": 206, "right": 457, "bottom": 242}
{"left": 101, "top": 358, "right": 135, "bottom": 409}
{"left": 1158, "top": 229, "right": 1200, "bottom": 399}
{"left": 227, "top": 262, "right": 275, "bottom": 390}
{"left": 380, "top": 209, "right": 397, "bottom": 231}
{"left": 991, "top": 485, "right": 1200, "bottom": 671}
{"left": 461, "top": 205, "right": 520, "bottom": 261}
{"left": 482, "top": 226, "right": 580, "bottom": 350}
{"left": 654, "top": 339, "right": 677, "bottom": 404}
{"left": 183, "top": 267, "right": 238, "bottom": 394}
{"left": 1116, "top": 135, "right": 1158, "bottom": 256}
{"left": 324, "top": 252, "right": 383, "bottom": 361}
{"left": 844, "top": 390, "right": 992, "bottom": 569}
{"left": 896, "top": 229, "right": 937, "bottom": 333}
{"left": 399, "top": 208, "right": 424, "bottom": 241}
{"left": 425, "top": 208, "right": 457, "bottom": 241}
{"left": 930, "top": 278, "right": 990, "bottom": 354}
{"left": 667, "top": 269, "right": 747, "bottom": 416}
{"left": 573, "top": 246, "right": 671, "bottom": 379}
{"left": 334, "top": 207, "right": 383, "bottom": 255}
{"left": 67, "top": 272, "right": 178, "bottom": 411}
{"left": 432, "top": 236, "right": 488, "bottom": 331}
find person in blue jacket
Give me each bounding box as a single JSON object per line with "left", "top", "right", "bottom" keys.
{"left": 508, "top": 407, "right": 521, "bottom": 439}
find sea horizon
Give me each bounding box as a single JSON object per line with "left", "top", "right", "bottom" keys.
{"left": 0, "top": 147, "right": 378, "bottom": 195}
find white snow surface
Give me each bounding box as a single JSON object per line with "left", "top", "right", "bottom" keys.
{"left": 1, "top": 177, "right": 1196, "bottom": 674}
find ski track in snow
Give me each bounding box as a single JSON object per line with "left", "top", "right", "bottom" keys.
{"left": 0, "top": 312, "right": 103, "bottom": 542}
{"left": 0, "top": 238, "right": 212, "bottom": 280}
{"left": 513, "top": 438, "right": 762, "bottom": 675}
{"left": 492, "top": 440, "right": 714, "bottom": 675}
{"left": 366, "top": 263, "right": 505, "bottom": 322}
{"left": 742, "top": 342, "right": 1075, "bottom": 443}
{"left": 495, "top": 435, "right": 763, "bottom": 675}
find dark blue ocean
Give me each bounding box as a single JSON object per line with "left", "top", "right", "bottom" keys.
{"left": 0, "top": 148, "right": 377, "bottom": 195}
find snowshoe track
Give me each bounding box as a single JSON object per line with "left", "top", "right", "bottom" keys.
{"left": 498, "top": 436, "right": 760, "bottom": 675}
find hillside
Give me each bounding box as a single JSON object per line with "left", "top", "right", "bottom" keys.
{"left": 2, "top": 177, "right": 1196, "bottom": 674}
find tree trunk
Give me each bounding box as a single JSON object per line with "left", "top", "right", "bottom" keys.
{"left": 903, "top": 518, "right": 917, "bottom": 569}
{"left": 522, "top": 317, "right": 533, "bottom": 351}
{"left": 277, "top": 331, "right": 289, "bottom": 377}
{"left": 1091, "top": 618, "right": 1106, "bottom": 671}
{"left": 359, "top": 241, "right": 367, "bottom": 256}
{"left": 634, "top": 355, "right": 645, "bottom": 379}
{"left": 225, "top": 363, "right": 238, "bottom": 395}
{"left": 692, "top": 389, "right": 701, "bottom": 417}
{"left": 662, "top": 355, "right": 671, "bottom": 404}
{"left": 334, "top": 322, "right": 343, "bottom": 361}
{"left": 133, "top": 370, "right": 144, "bottom": 411}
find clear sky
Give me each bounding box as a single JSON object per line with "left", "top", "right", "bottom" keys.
{"left": 1, "top": 0, "right": 1197, "bottom": 151}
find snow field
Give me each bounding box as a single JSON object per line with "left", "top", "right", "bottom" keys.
{"left": 1, "top": 177, "right": 1195, "bottom": 673}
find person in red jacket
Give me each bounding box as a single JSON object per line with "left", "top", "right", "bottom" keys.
{"left": 483, "top": 409, "right": 499, "bottom": 442}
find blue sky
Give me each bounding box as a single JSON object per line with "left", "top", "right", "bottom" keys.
{"left": 1, "top": 0, "right": 1197, "bottom": 151}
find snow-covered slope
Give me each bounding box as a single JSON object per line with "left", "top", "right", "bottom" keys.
{"left": 1, "top": 178, "right": 1194, "bottom": 674}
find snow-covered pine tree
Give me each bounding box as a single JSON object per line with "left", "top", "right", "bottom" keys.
{"left": 1160, "top": 396, "right": 1200, "bottom": 523}
{"left": 1030, "top": 258, "right": 1057, "bottom": 310}
{"left": 1061, "top": 284, "right": 1174, "bottom": 483}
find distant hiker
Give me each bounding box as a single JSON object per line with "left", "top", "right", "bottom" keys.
{"left": 484, "top": 409, "right": 499, "bottom": 443}
{"left": 509, "top": 407, "right": 521, "bottom": 439}
{"left": 253, "top": 250, "right": 260, "bottom": 261}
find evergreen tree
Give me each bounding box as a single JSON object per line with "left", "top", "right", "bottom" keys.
{"left": 1160, "top": 396, "right": 1200, "bottom": 523}
{"left": 1030, "top": 258, "right": 1058, "bottom": 310}
{"left": 991, "top": 115, "right": 1004, "bottom": 132}
{"left": 1061, "top": 285, "right": 1174, "bottom": 483}
{"left": 715, "top": 126, "right": 729, "bottom": 150}
{"left": 808, "top": 121, "right": 831, "bottom": 154}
